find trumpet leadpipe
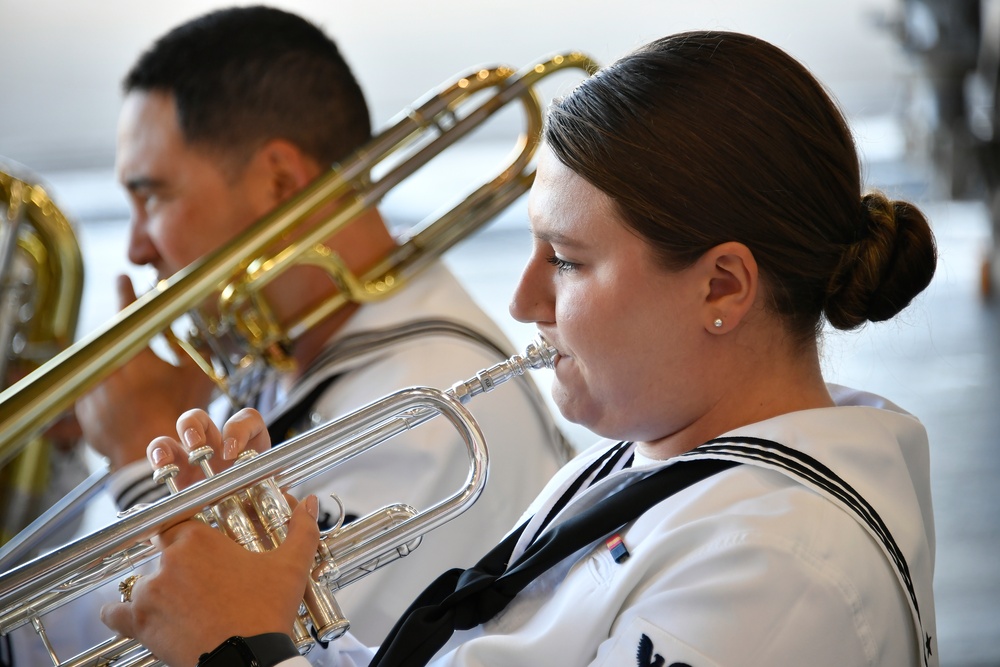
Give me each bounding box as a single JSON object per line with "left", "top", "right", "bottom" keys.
{"left": 448, "top": 335, "right": 557, "bottom": 404}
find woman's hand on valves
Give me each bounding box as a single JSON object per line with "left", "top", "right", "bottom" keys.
{"left": 146, "top": 408, "right": 273, "bottom": 491}
{"left": 101, "top": 493, "right": 320, "bottom": 666}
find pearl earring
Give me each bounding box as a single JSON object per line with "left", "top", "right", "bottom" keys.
{"left": 713, "top": 318, "right": 723, "bottom": 328}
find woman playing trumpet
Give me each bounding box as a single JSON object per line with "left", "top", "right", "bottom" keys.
{"left": 102, "top": 30, "right": 938, "bottom": 667}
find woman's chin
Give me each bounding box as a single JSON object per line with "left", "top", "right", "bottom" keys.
{"left": 550, "top": 382, "right": 577, "bottom": 420}
{"left": 551, "top": 384, "right": 598, "bottom": 432}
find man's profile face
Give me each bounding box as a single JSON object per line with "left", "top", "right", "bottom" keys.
{"left": 115, "top": 90, "right": 266, "bottom": 281}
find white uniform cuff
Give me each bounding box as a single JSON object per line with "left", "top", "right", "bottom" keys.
{"left": 106, "top": 459, "right": 167, "bottom": 510}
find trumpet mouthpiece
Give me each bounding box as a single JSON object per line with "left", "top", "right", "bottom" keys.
{"left": 522, "top": 335, "right": 557, "bottom": 371}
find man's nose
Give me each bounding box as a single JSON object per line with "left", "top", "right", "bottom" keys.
{"left": 125, "top": 215, "right": 157, "bottom": 267}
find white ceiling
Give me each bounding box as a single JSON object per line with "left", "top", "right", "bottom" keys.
{"left": 0, "top": 0, "right": 915, "bottom": 172}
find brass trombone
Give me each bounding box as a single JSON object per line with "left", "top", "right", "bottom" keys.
{"left": 0, "top": 52, "right": 599, "bottom": 466}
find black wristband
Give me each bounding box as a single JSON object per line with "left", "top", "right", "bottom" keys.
{"left": 197, "top": 633, "right": 299, "bottom": 667}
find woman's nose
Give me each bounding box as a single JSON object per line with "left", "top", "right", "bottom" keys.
{"left": 509, "top": 252, "right": 553, "bottom": 324}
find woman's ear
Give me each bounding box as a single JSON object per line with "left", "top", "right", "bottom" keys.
{"left": 700, "top": 241, "right": 758, "bottom": 333}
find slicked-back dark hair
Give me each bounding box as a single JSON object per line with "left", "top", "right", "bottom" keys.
{"left": 124, "top": 5, "right": 371, "bottom": 170}
{"left": 546, "top": 31, "right": 937, "bottom": 341}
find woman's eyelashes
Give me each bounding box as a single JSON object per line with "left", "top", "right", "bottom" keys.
{"left": 546, "top": 254, "right": 579, "bottom": 273}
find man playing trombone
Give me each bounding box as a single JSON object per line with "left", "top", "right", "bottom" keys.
{"left": 7, "top": 5, "right": 568, "bottom": 663}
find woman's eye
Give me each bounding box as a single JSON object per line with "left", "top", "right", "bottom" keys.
{"left": 545, "top": 255, "right": 578, "bottom": 273}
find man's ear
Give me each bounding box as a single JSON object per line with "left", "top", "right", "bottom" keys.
{"left": 698, "top": 241, "right": 758, "bottom": 333}
{"left": 252, "top": 139, "right": 320, "bottom": 205}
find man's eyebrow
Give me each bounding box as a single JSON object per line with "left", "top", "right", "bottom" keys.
{"left": 123, "top": 176, "right": 163, "bottom": 193}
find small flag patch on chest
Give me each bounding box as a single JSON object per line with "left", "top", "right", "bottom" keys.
{"left": 606, "top": 534, "right": 630, "bottom": 563}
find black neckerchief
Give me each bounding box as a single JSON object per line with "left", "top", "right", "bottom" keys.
{"left": 370, "top": 445, "right": 740, "bottom": 667}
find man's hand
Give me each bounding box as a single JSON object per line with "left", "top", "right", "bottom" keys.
{"left": 76, "top": 275, "right": 216, "bottom": 470}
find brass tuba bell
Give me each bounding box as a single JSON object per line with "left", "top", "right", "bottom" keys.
{"left": 0, "top": 163, "right": 84, "bottom": 544}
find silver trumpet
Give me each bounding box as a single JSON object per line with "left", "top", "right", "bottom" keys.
{"left": 0, "top": 337, "right": 557, "bottom": 667}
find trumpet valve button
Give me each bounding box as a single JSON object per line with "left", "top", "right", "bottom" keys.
{"left": 236, "top": 449, "right": 260, "bottom": 463}
{"left": 152, "top": 464, "right": 181, "bottom": 494}
{"left": 187, "top": 445, "right": 214, "bottom": 465}
{"left": 152, "top": 464, "right": 179, "bottom": 485}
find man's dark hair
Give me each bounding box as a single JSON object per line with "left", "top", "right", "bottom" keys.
{"left": 124, "top": 5, "right": 371, "bottom": 169}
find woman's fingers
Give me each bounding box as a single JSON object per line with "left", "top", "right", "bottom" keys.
{"left": 283, "top": 495, "right": 321, "bottom": 568}
{"left": 100, "top": 500, "right": 320, "bottom": 667}
{"left": 175, "top": 408, "right": 223, "bottom": 457}
{"left": 220, "top": 408, "right": 271, "bottom": 460}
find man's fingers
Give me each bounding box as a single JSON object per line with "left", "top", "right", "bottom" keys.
{"left": 115, "top": 274, "right": 138, "bottom": 311}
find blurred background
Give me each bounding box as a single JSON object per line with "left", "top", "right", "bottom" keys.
{"left": 0, "top": 0, "right": 919, "bottom": 170}
{"left": 1, "top": 0, "right": 998, "bottom": 664}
